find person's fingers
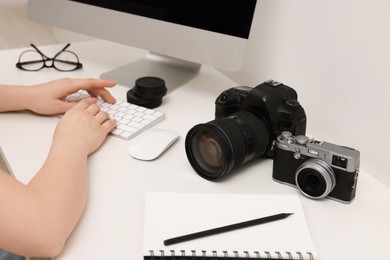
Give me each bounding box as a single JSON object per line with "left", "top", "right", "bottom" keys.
{"left": 69, "top": 78, "right": 116, "bottom": 91}
{"left": 94, "top": 110, "right": 111, "bottom": 124}
{"left": 73, "top": 97, "right": 97, "bottom": 110}
{"left": 101, "top": 119, "right": 117, "bottom": 133}
{"left": 87, "top": 88, "right": 116, "bottom": 104}
{"left": 84, "top": 78, "right": 116, "bottom": 88}
{"left": 65, "top": 78, "right": 116, "bottom": 104}
{"left": 59, "top": 77, "right": 114, "bottom": 94}
{"left": 85, "top": 103, "right": 101, "bottom": 116}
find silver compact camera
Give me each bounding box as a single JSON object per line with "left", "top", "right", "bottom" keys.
{"left": 272, "top": 131, "right": 360, "bottom": 203}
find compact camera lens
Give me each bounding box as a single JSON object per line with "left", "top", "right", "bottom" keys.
{"left": 295, "top": 159, "right": 336, "bottom": 199}
{"left": 185, "top": 111, "right": 269, "bottom": 180}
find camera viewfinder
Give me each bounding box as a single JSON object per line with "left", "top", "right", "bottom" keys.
{"left": 332, "top": 155, "right": 348, "bottom": 169}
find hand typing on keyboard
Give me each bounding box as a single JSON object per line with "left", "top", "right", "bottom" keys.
{"left": 0, "top": 77, "right": 121, "bottom": 255}
{"left": 8, "top": 78, "right": 116, "bottom": 115}
{"left": 67, "top": 91, "right": 165, "bottom": 140}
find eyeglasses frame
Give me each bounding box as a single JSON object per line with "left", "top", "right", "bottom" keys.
{"left": 16, "top": 43, "right": 83, "bottom": 72}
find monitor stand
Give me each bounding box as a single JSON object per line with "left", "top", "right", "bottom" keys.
{"left": 100, "top": 52, "right": 201, "bottom": 94}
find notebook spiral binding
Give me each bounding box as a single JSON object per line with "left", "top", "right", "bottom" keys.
{"left": 144, "top": 250, "right": 314, "bottom": 260}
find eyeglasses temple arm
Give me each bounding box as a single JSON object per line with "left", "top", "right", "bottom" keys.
{"left": 53, "top": 43, "right": 72, "bottom": 58}
{"left": 30, "top": 43, "right": 51, "bottom": 59}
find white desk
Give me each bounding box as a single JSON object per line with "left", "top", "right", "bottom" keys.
{"left": 1, "top": 40, "right": 389, "bottom": 260}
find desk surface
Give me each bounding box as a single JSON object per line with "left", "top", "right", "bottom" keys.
{"left": 1, "top": 40, "right": 389, "bottom": 260}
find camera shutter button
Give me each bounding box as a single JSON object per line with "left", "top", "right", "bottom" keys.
{"left": 281, "top": 131, "right": 292, "bottom": 138}
{"left": 284, "top": 99, "right": 301, "bottom": 111}
{"left": 296, "top": 135, "right": 309, "bottom": 144}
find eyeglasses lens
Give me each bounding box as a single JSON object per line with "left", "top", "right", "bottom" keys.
{"left": 54, "top": 51, "right": 80, "bottom": 71}
{"left": 19, "top": 50, "right": 44, "bottom": 71}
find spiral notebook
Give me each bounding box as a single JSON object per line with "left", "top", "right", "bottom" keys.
{"left": 143, "top": 192, "right": 318, "bottom": 259}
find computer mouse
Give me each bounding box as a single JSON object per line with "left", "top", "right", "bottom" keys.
{"left": 128, "top": 128, "right": 180, "bottom": 161}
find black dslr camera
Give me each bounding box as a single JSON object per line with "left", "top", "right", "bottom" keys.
{"left": 272, "top": 131, "right": 360, "bottom": 203}
{"left": 185, "top": 80, "right": 307, "bottom": 180}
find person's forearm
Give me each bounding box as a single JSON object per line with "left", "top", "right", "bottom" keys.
{"left": 0, "top": 85, "right": 30, "bottom": 112}
{"left": 21, "top": 140, "right": 89, "bottom": 256}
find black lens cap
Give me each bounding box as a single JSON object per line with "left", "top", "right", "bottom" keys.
{"left": 127, "top": 76, "right": 167, "bottom": 108}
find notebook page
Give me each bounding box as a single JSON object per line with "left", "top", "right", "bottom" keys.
{"left": 143, "top": 192, "right": 318, "bottom": 259}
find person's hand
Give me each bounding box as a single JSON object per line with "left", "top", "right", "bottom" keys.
{"left": 53, "top": 98, "right": 116, "bottom": 155}
{"left": 26, "top": 78, "right": 117, "bottom": 115}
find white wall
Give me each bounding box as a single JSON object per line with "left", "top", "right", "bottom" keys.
{"left": 222, "top": 0, "right": 390, "bottom": 186}
{"left": 0, "top": 0, "right": 93, "bottom": 50}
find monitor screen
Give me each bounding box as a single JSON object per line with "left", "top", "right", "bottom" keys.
{"left": 70, "top": 0, "right": 255, "bottom": 39}
{"left": 28, "top": 0, "right": 258, "bottom": 91}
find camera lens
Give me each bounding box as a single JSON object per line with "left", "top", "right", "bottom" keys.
{"left": 295, "top": 159, "right": 336, "bottom": 199}
{"left": 185, "top": 111, "right": 269, "bottom": 180}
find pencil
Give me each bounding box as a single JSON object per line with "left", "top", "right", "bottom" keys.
{"left": 163, "top": 212, "right": 293, "bottom": 246}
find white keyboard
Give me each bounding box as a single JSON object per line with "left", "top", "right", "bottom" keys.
{"left": 66, "top": 91, "right": 165, "bottom": 140}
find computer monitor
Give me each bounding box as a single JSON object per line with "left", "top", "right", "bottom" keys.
{"left": 28, "top": 0, "right": 257, "bottom": 92}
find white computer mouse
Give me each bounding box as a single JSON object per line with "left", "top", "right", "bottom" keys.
{"left": 128, "top": 128, "right": 180, "bottom": 161}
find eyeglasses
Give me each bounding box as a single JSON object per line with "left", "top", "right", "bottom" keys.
{"left": 16, "top": 43, "right": 83, "bottom": 72}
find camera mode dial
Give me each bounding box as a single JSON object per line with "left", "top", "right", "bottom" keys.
{"left": 284, "top": 99, "right": 301, "bottom": 111}
{"left": 215, "top": 86, "right": 252, "bottom": 118}
{"left": 280, "top": 131, "right": 294, "bottom": 144}
{"left": 216, "top": 86, "right": 251, "bottom": 104}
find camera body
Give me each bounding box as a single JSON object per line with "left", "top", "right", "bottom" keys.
{"left": 272, "top": 131, "right": 360, "bottom": 203}
{"left": 215, "top": 80, "right": 307, "bottom": 157}
{"left": 185, "top": 80, "right": 307, "bottom": 181}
